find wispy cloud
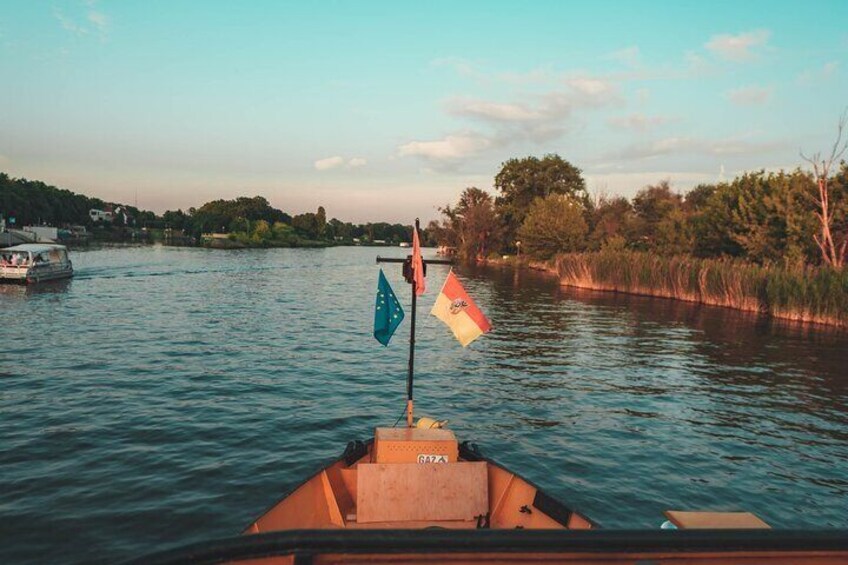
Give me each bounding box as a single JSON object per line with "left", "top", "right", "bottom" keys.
{"left": 607, "top": 113, "right": 674, "bottom": 131}
{"left": 608, "top": 135, "right": 783, "bottom": 161}
{"left": 398, "top": 133, "right": 492, "bottom": 162}
{"left": 725, "top": 85, "right": 772, "bottom": 106}
{"left": 53, "top": 2, "right": 110, "bottom": 39}
{"left": 400, "top": 73, "right": 623, "bottom": 166}
{"left": 314, "top": 156, "right": 345, "bottom": 170}
{"left": 314, "top": 156, "right": 367, "bottom": 170}
{"left": 797, "top": 61, "right": 839, "bottom": 84}
{"left": 705, "top": 30, "right": 770, "bottom": 62}
{"left": 53, "top": 8, "right": 88, "bottom": 36}
{"left": 87, "top": 10, "right": 109, "bottom": 33}
{"left": 447, "top": 100, "right": 542, "bottom": 123}
{"left": 606, "top": 46, "right": 641, "bottom": 68}
{"left": 445, "top": 96, "right": 570, "bottom": 143}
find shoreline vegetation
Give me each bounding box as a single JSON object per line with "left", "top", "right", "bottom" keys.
{"left": 516, "top": 251, "right": 846, "bottom": 329}
{"left": 431, "top": 148, "right": 848, "bottom": 331}
{"left": 0, "top": 174, "right": 436, "bottom": 249}
{"left": 4, "top": 133, "right": 847, "bottom": 329}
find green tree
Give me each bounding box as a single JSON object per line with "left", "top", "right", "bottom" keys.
{"left": 192, "top": 196, "right": 289, "bottom": 234}
{"left": 683, "top": 184, "right": 716, "bottom": 212}
{"left": 494, "top": 154, "right": 586, "bottom": 250}
{"left": 517, "top": 194, "right": 588, "bottom": 259}
{"left": 229, "top": 216, "right": 249, "bottom": 233}
{"left": 162, "top": 209, "right": 189, "bottom": 231}
{"left": 253, "top": 219, "right": 272, "bottom": 241}
{"left": 691, "top": 170, "right": 819, "bottom": 264}
{"left": 588, "top": 195, "right": 636, "bottom": 250}
{"left": 272, "top": 221, "right": 295, "bottom": 241}
{"left": 629, "top": 181, "right": 694, "bottom": 254}
{"left": 316, "top": 206, "right": 327, "bottom": 237}
{"left": 0, "top": 173, "right": 149, "bottom": 228}
{"left": 438, "top": 187, "right": 499, "bottom": 260}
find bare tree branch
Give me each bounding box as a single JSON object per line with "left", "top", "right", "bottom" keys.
{"left": 801, "top": 108, "right": 848, "bottom": 269}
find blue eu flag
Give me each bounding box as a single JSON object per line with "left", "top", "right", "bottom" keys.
{"left": 374, "top": 269, "right": 405, "bottom": 346}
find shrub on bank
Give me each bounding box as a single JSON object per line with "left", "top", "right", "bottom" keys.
{"left": 553, "top": 251, "right": 847, "bottom": 328}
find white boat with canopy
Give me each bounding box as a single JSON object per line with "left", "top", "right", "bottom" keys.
{"left": 0, "top": 244, "right": 74, "bottom": 284}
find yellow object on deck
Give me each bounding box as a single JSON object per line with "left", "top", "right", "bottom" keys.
{"left": 416, "top": 417, "right": 447, "bottom": 429}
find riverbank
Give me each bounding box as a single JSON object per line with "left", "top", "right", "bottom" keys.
{"left": 492, "top": 251, "right": 847, "bottom": 330}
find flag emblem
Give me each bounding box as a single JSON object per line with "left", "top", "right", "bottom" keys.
{"left": 374, "top": 269, "right": 405, "bottom": 346}
{"left": 431, "top": 270, "right": 492, "bottom": 347}
{"left": 449, "top": 298, "right": 468, "bottom": 315}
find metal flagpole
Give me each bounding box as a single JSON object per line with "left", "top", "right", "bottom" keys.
{"left": 406, "top": 275, "right": 417, "bottom": 427}
{"left": 376, "top": 219, "right": 453, "bottom": 427}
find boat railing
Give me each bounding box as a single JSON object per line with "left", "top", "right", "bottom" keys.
{"left": 126, "top": 528, "right": 848, "bottom": 565}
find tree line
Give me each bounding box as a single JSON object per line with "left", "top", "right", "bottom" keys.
{"left": 0, "top": 173, "right": 156, "bottom": 229}
{"left": 432, "top": 153, "right": 848, "bottom": 270}
{"left": 0, "top": 174, "right": 433, "bottom": 246}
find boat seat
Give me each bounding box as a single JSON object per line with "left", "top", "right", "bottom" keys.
{"left": 664, "top": 510, "right": 771, "bottom": 529}
{"left": 356, "top": 462, "right": 488, "bottom": 523}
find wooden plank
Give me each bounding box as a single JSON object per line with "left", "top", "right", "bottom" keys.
{"left": 664, "top": 510, "right": 771, "bottom": 529}
{"left": 346, "top": 519, "right": 480, "bottom": 529}
{"left": 339, "top": 468, "right": 358, "bottom": 502}
{"left": 357, "top": 462, "right": 487, "bottom": 523}
{"left": 320, "top": 471, "right": 345, "bottom": 527}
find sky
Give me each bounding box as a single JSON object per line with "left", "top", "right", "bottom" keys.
{"left": 1, "top": 1, "right": 847, "bottom": 223}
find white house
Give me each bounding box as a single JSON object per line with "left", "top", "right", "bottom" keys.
{"left": 89, "top": 209, "right": 114, "bottom": 223}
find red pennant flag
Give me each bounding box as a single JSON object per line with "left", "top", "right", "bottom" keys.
{"left": 412, "top": 226, "right": 425, "bottom": 296}
{"left": 430, "top": 270, "right": 492, "bottom": 347}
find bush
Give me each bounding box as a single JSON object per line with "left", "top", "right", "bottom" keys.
{"left": 518, "top": 194, "right": 587, "bottom": 259}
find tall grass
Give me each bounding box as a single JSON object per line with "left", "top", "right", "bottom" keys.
{"left": 553, "top": 251, "right": 848, "bottom": 328}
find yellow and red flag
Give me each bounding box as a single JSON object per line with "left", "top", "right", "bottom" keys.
{"left": 412, "top": 226, "right": 425, "bottom": 295}
{"left": 430, "top": 270, "right": 492, "bottom": 347}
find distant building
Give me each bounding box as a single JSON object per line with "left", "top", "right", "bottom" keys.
{"left": 90, "top": 209, "right": 114, "bottom": 223}
{"left": 201, "top": 232, "right": 231, "bottom": 241}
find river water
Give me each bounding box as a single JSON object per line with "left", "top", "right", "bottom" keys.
{"left": 1, "top": 245, "right": 846, "bottom": 563}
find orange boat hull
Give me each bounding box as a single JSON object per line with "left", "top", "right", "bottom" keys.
{"left": 244, "top": 436, "right": 594, "bottom": 533}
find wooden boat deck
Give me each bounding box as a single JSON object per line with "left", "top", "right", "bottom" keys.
{"left": 244, "top": 429, "right": 594, "bottom": 533}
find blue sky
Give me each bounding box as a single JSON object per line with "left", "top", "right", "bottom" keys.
{"left": 1, "top": 1, "right": 846, "bottom": 222}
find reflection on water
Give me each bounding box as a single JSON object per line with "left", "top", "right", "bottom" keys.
{"left": 1, "top": 246, "right": 847, "bottom": 564}
{"left": 461, "top": 262, "right": 848, "bottom": 528}
{"left": 0, "top": 278, "right": 72, "bottom": 298}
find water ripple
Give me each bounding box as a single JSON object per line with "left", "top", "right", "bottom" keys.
{"left": 0, "top": 246, "right": 846, "bottom": 564}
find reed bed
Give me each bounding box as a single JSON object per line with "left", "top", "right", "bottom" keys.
{"left": 553, "top": 251, "right": 848, "bottom": 328}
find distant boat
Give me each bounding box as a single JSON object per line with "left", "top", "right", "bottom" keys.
{"left": 399, "top": 242, "right": 410, "bottom": 248}
{"left": 0, "top": 244, "right": 74, "bottom": 284}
